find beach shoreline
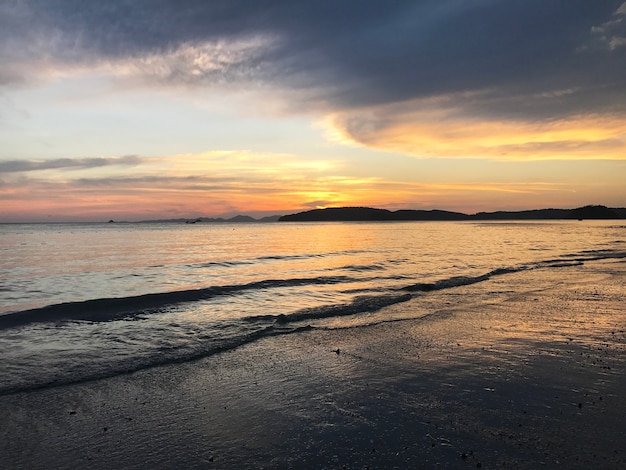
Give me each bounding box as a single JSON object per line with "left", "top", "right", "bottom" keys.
{"left": 2, "top": 258, "right": 625, "bottom": 469}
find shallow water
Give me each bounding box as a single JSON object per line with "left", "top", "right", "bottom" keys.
{"left": 1, "top": 220, "right": 624, "bottom": 394}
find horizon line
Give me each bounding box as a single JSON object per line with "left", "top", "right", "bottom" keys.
{"left": 2, "top": 204, "right": 624, "bottom": 224}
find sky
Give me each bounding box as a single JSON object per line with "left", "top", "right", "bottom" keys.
{"left": 1, "top": 0, "right": 626, "bottom": 222}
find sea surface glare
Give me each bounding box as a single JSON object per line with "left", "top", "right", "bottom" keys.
{"left": 1, "top": 220, "right": 624, "bottom": 395}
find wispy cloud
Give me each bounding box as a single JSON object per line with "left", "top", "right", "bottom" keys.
{"left": 0, "top": 155, "right": 142, "bottom": 173}
{"left": 108, "top": 36, "right": 277, "bottom": 88}
{"left": 0, "top": 150, "right": 350, "bottom": 220}
{"left": 590, "top": 2, "right": 626, "bottom": 50}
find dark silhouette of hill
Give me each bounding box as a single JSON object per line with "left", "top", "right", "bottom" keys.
{"left": 279, "top": 205, "right": 625, "bottom": 222}
{"left": 279, "top": 207, "right": 396, "bottom": 221}
{"left": 279, "top": 207, "right": 465, "bottom": 221}
{"left": 571, "top": 206, "right": 622, "bottom": 219}
{"left": 393, "top": 209, "right": 469, "bottom": 221}
{"left": 613, "top": 208, "right": 626, "bottom": 218}
{"left": 473, "top": 205, "right": 622, "bottom": 220}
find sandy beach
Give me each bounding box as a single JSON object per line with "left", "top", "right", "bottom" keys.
{"left": 2, "top": 258, "right": 625, "bottom": 469}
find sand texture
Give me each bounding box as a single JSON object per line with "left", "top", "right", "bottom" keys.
{"left": 1, "top": 259, "right": 625, "bottom": 469}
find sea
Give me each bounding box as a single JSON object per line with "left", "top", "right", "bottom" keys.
{"left": 1, "top": 220, "right": 624, "bottom": 396}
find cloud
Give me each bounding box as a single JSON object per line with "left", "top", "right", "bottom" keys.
{"left": 0, "top": 149, "right": 346, "bottom": 201}
{"left": 108, "top": 36, "right": 277, "bottom": 88}
{"left": 323, "top": 99, "right": 626, "bottom": 160}
{"left": 609, "top": 36, "right": 626, "bottom": 49}
{"left": 322, "top": 83, "right": 626, "bottom": 160}
{"left": 2, "top": 2, "right": 623, "bottom": 108}
{"left": 0, "top": 148, "right": 359, "bottom": 220}
{"left": 590, "top": 1, "right": 626, "bottom": 50}
{"left": 0, "top": 155, "right": 142, "bottom": 173}
{"left": 2, "top": 1, "right": 626, "bottom": 161}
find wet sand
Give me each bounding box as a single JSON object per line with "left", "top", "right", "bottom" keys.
{"left": 1, "top": 259, "right": 625, "bottom": 469}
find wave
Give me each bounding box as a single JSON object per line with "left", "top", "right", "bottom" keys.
{"left": 555, "top": 250, "right": 626, "bottom": 263}
{"left": 2, "top": 249, "right": 624, "bottom": 331}
{"left": 0, "top": 324, "right": 317, "bottom": 396}
{"left": 187, "top": 249, "right": 371, "bottom": 269}
{"left": 256, "top": 249, "right": 368, "bottom": 260}
{"left": 243, "top": 293, "right": 413, "bottom": 326}
{"left": 340, "top": 263, "right": 387, "bottom": 272}
{"left": 1, "top": 248, "right": 624, "bottom": 396}
{"left": 402, "top": 266, "right": 523, "bottom": 293}
{"left": 0, "top": 292, "right": 413, "bottom": 396}
{"left": 0, "top": 276, "right": 356, "bottom": 330}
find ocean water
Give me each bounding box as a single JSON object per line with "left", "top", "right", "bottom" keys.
{"left": 1, "top": 220, "right": 624, "bottom": 395}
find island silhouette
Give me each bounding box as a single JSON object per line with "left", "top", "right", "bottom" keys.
{"left": 127, "top": 205, "right": 624, "bottom": 224}
{"left": 278, "top": 205, "right": 625, "bottom": 222}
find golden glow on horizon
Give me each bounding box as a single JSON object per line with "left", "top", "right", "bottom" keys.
{"left": 1, "top": 155, "right": 581, "bottom": 221}
{"left": 2, "top": 140, "right": 624, "bottom": 222}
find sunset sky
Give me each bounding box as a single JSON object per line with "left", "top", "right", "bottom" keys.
{"left": 1, "top": 1, "right": 626, "bottom": 221}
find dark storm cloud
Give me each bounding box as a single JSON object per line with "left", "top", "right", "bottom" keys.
{"left": 2, "top": 1, "right": 625, "bottom": 119}
{"left": 0, "top": 156, "right": 142, "bottom": 173}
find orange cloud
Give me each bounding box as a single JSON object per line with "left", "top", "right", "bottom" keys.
{"left": 323, "top": 99, "right": 626, "bottom": 161}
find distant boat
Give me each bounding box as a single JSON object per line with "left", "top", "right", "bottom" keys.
{"left": 186, "top": 218, "right": 202, "bottom": 224}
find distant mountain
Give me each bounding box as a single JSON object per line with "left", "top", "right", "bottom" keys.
{"left": 137, "top": 214, "right": 283, "bottom": 224}
{"left": 279, "top": 205, "right": 625, "bottom": 222}
{"left": 227, "top": 215, "right": 256, "bottom": 223}
{"left": 257, "top": 215, "right": 282, "bottom": 222}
